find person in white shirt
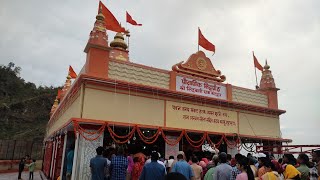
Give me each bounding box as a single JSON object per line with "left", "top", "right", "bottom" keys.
{"left": 145, "top": 151, "right": 166, "bottom": 169}
{"left": 165, "top": 156, "right": 175, "bottom": 172}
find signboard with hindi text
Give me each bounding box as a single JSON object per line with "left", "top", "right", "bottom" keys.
{"left": 166, "top": 101, "right": 238, "bottom": 134}
{"left": 176, "top": 76, "right": 227, "bottom": 100}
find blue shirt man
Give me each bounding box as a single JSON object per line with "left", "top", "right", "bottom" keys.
{"left": 90, "top": 146, "right": 108, "bottom": 180}
{"left": 66, "top": 149, "right": 74, "bottom": 173}
{"left": 66, "top": 144, "right": 75, "bottom": 180}
{"left": 110, "top": 148, "right": 128, "bottom": 180}
{"left": 140, "top": 152, "right": 166, "bottom": 180}
{"left": 213, "top": 152, "right": 232, "bottom": 180}
{"left": 171, "top": 154, "right": 194, "bottom": 180}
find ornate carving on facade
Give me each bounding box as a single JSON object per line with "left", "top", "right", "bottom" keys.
{"left": 108, "top": 61, "right": 170, "bottom": 89}
{"left": 172, "top": 51, "right": 226, "bottom": 82}
{"left": 232, "top": 87, "right": 268, "bottom": 107}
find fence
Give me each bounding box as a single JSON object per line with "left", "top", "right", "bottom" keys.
{"left": 0, "top": 139, "right": 44, "bottom": 160}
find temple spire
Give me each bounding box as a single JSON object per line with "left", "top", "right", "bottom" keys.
{"left": 259, "top": 60, "right": 276, "bottom": 89}
{"left": 258, "top": 60, "right": 279, "bottom": 109}
{"left": 83, "top": 6, "right": 111, "bottom": 78}
{"left": 60, "top": 75, "right": 72, "bottom": 100}
{"left": 50, "top": 98, "right": 59, "bottom": 117}
{"left": 84, "top": 6, "right": 108, "bottom": 52}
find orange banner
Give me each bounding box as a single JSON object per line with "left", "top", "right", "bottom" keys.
{"left": 166, "top": 101, "right": 238, "bottom": 134}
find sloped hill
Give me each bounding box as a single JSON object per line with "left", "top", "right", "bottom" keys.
{"left": 0, "top": 62, "right": 59, "bottom": 140}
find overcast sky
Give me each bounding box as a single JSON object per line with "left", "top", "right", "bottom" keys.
{"left": 1, "top": 0, "right": 319, "bottom": 146}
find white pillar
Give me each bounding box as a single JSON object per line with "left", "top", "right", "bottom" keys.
{"left": 49, "top": 138, "right": 56, "bottom": 179}
{"left": 60, "top": 132, "right": 68, "bottom": 179}
{"left": 51, "top": 136, "right": 59, "bottom": 179}
{"left": 71, "top": 132, "right": 80, "bottom": 180}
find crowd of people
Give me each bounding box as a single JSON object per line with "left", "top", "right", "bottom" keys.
{"left": 74, "top": 146, "right": 320, "bottom": 180}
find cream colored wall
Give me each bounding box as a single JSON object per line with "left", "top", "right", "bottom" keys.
{"left": 108, "top": 61, "right": 170, "bottom": 89}
{"left": 82, "top": 87, "right": 164, "bottom": 126}
{"left": 239, "top": 112, "right": 280, "bottom": 138}
{"left": 48, "top": 95, "right": 81, "bottom": 135}
{"left": 232, "top": 87, "right": 268, "bottom": 107}
{"left": 166, "top": 101, "right": 238, "bottom": 134}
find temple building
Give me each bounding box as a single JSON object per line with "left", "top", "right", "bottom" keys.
{"left": 42, "top": 8, "right": 289, "bottom": 180}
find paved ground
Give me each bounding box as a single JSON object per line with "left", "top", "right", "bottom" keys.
{"left": 0, "top": 171, "right": 42, "bottom": 180}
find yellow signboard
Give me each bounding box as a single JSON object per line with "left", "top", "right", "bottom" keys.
{"left": 166, "top": 101, "right": 238, "bottom": 134}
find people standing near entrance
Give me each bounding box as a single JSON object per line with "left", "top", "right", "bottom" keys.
{"left": 170, "top": 151, "right": 185, "bottom": 173}
{"left": 248, "top": 158, "right": 258, "bottom": 178}
{"left": 66, "top": 143, "right": 75, "bottom": 180}
{"left": 204, "top": 155, "right": 219, "bottom": 180}
{"left": 310, "top": 150, "right": 320, "bottom": 180}
{"left": 213, "top": 152, "right": 232, "bottom": 180}
{"left": 236, "top": 157, "right": 254, "bottom": 180}
{"left": 90, "top": 146, "right": 108, "bottom": 180}
{"left": 18, "top": 157, "right": 25, "bottom": 180}
{"left": 165, "top": 156, "right": 175, "bottom": 173}
{"left": 26, "top": 159, "right": 36, "bottom": 180}
{"left": 297, "top": 153, "right": 310, "bottom": 180}
{"left": 110, "top": 147, "right": 128, "bottom": 180}
{"left": 191, "top": 157, "right": 203, "bottom": 180}
{"left": 103, "top": 148, "right": 112, "bottom": 180}
{"left": 132, "top": 155, "right": 145, "bottom": 180}
{"left": 231, "top": 154, "right": 243, "bottom": 180}
{"left": 171, "top": 153, "right": 194, "bottom": 180}
{"left": 261, "top": 160, "right": 280, "bottom": 180}
{"left": 282, "top": 154, "right": 301, "bottom": 180}
{"left": 139, "top": 152, "right": 166, "bottom": 180}
{"left": 126, "top": 155, "right": 134, "bottom": 180}
{"left": 258, "top": 156, "right": 267, "bottom": 179}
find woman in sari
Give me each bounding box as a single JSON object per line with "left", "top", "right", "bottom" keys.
{"left": 131, "top": 153, "right": 146, "bottom": 180}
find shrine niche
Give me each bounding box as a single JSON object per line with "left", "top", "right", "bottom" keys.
{"left": 172, "top": 51, "right": 226, "bottom": 82}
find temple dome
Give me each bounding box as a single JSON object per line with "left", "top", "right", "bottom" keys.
{"left": 110, "top": 33, "right": 128, "bottom": 50}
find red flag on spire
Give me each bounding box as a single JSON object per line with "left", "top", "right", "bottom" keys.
{"left": 198, "top": 28, "right": 215, "bottom": 53}
{"left": 126, "top": 12, "right": 142, "bottom": 26}
{"left": 99, "top": 1, "right": 126, "bottom": 32}
{"left": 253, "top": 52, "right": 263, "bottom": 71}
{"left": 69, "top": 66, "right": 77, "bottom": 79}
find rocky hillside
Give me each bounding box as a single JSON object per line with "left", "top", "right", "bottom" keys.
{"left": 0, "top": 62, "right": 59, "bottom": 140}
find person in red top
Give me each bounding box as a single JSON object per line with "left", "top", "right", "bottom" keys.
{"left": 132, "top": 155, "right": 145, "bottom": 180}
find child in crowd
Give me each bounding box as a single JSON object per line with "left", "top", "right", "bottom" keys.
{"left": 26, "top": 159, "right": 36, "bottom": 180}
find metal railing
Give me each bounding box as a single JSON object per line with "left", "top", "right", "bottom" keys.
{"left": 0, "top": 139, "right": 43, "bottom": 160}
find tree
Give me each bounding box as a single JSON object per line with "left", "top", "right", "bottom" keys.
{"left": 0, "top": 62, "right": 59, "bottom": 140}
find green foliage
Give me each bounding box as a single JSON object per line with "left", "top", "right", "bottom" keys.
{"left": 0, "top": 62, "right": 59, "bottom": 140}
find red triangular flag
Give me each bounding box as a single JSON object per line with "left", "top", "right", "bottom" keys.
{"left": 198, "top": 28, "right": 215, "bottom": 52}
{"left": 69, "top": 66, "right": 77, "bottom": 79}
{"left": 57, "top": 89, "right": 62, "bottom": 100}
{"left": 253, "top": 52, "right": 263, "bottom": 71}
{"left": 99, "top": 1, "right": 126, "bottom": 32}
{"left": 126, "top": 12, "right": 142, "bottom": 26}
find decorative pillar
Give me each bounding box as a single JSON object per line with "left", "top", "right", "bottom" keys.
{"left": 75, "top": 129, "right": 104, "bottom": 180}
{"left": 49, "top": 137, "right": 56, "bottom": 179}
{"left": 43, "top": 140, "right": 53, "bottom": 177}
{"left": 60, "top": 131, "right": 68, "bottom": 179}
{"left": 71, "top": 132, "right": 80, "bottom": 180}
